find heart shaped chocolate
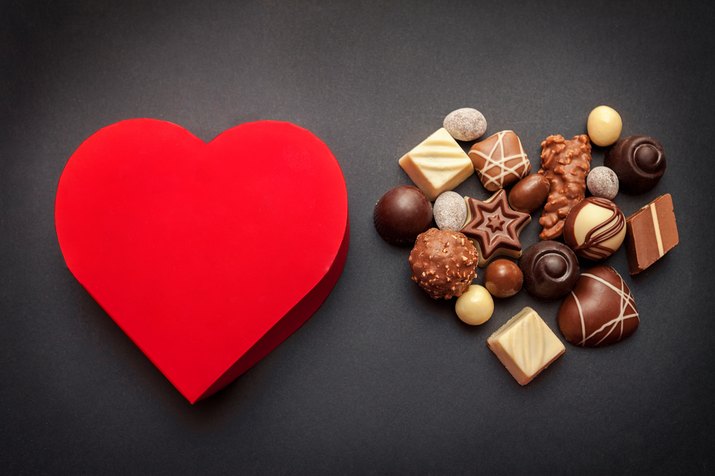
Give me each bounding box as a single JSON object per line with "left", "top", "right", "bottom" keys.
{"left": 557, "top": 266, "right": 639, "bottom": 347}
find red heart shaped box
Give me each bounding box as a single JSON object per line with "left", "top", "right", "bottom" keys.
{"left": 55, "top": 119, "right": 349, "bottom": 403}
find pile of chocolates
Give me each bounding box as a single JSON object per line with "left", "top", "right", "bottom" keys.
{"left": 374, "top": 105, "right": 679, "bottom": 386}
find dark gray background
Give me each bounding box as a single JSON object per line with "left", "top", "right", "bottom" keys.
{"left": 2, "top": 0, "right": 714, "bottom": 474}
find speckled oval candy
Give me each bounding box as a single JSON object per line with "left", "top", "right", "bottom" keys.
{"left": 443, "top": 108, "right": 487, "bottom": 142}
{"left": 433, "top": 191, "right": 467, "bottom": 231}
{"left": 587, "top": 166, "right": 619, "bottom": 200}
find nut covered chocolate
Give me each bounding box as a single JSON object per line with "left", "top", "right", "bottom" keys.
{"left": 408, "top": 228, "right": 478, "bottom": 299}
{"left": 538, "top": 134, "right": 592, "bottom": 240}
{"left": 605, "top": 135, "right": 666, "bottom": 194}
{"left": 558, "top": 266, "right": 639, "bottom": 347}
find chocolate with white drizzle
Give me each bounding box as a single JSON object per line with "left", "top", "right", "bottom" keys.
{"left": 468, "top": 130, "right": 531, "bottom": 192}
{"left": 563, "top": 197, "right": 626, "bottom": 261}
{"left": 558, "top": 266, "right": 639, "bottom": 347}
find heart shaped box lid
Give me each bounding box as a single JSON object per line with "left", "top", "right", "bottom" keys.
{"left": 55, "top": 119, "right": 349, "bottom": 403}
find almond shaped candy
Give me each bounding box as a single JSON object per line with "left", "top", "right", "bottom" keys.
{"left": 508, "top": 174, "right": 550, "bottom": 213}
{"left": 468, "top": 130, "right": 531, "bottom": 192}
{"left": 558, "top": 266, "right": 639, "bottom": 347}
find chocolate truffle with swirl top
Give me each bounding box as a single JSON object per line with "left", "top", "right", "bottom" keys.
{"left": 605, "top": 135, "right": 666, "bottom": 194}
{"left": 520, "top": 241, "right": 580, "bottom": 300}
{"left": 563, "top": 197, "right": 626, "bottom": 261}
{"left": 409, "top": 228, "right": 478, "bottom": 299}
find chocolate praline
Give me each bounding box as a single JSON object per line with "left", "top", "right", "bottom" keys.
{"left": 409, "top": 228, "right": 478, "bottom": 299}
{"left": 563, "top": 197, "right": 626, "bottom": 261}
{"left": 558, "top": 266, "right": 639, "bottom": 347}
{"left": 605, "top": 135, "right": 666, "bottom": 194}
{"left": 520, "top": 241, "right": 579, "bottom": 300}
{"left": 508, "top": 174, "right": 550, "bottom": 213}
{"left": 484, "top": 259, "right": 523, "bottom": 298}
{"left": 374, "top": 185, "right": 432, "bottom": 246}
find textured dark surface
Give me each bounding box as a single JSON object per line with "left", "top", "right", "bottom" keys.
{"left": 2, "top": 0, "right": 714, "bottom": 474}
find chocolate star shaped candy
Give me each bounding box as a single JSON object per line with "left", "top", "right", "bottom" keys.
{"left": 461, "top": 190, "right": 531, "bottom": 267}
{"left": 486, "top": 215, "right": 505, "bottom": 232}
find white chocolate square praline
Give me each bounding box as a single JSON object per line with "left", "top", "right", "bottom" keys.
{"left": 487, "top": 307, "right": 565, "bottom": 385}
{"left": 398, "top": 128, "right": 473, "bottom": 201}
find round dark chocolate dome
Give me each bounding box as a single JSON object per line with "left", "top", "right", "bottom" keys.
{"left": 373, "top": 185, "right": 433, "bottom": 246}
{"left": 520, "top": 241, "right": 580, "bottom": 300}
{"left": 605, "top": 136, "right": 666, "bottom": 194}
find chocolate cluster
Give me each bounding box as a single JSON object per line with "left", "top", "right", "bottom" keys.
{"left": 538, "top": 134, "right": 592, "bottom": 240}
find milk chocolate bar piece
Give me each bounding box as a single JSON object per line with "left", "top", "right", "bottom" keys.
{"left": 487, "top": 307, "right": 565, "bottom": 385}
{"left": 626, "top": 193, "right": 679, "bottom": 275}
{"left": 398, "top": 128, "right": 474, "bottom": 201}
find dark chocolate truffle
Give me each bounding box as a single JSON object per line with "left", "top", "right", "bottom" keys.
{"left": 374, "top": 185, "right": 432, "bottom": 246}
{"left": 605, "top": 135, "right": 666, "bottom": 194}
{"left": 408, "top": 228, "right": 478, "bottom": 299}
{"left": 520, "top": 241, "right": 579, "bottom": 300}
{"left": 558, "top": 266, "right": 639, "bottom": 347}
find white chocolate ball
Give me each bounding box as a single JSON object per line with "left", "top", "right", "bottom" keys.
{"left": 455, "top": 285, "right": 494, "bottom": 326}
{"left": 587, "top": 105, "right": 622, "bottom": 147}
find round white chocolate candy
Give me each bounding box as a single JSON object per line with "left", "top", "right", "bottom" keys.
{"left": 433, "top": 191, "right": 467, "bottom": 230}
{"left": 455, "top": 285, "right": 494, "bottom": 325}
{"left": 587, "top": 105, "right": 622, "bottom": 147}
{"left": 587, "top": 166, "right": 619, "bottom": 200}
{"left": 443, "top": 108, "right": 487, "bottom": 142}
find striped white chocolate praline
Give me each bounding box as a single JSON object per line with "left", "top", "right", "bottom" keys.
{"left": 563, "top": 197, "right": 626, "bottom": 261}
{"left": 557, "top": 266, "right": 639, "bottom": 347}
{"left": 468, "top": 130, "right": 531, "bottom": 192}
